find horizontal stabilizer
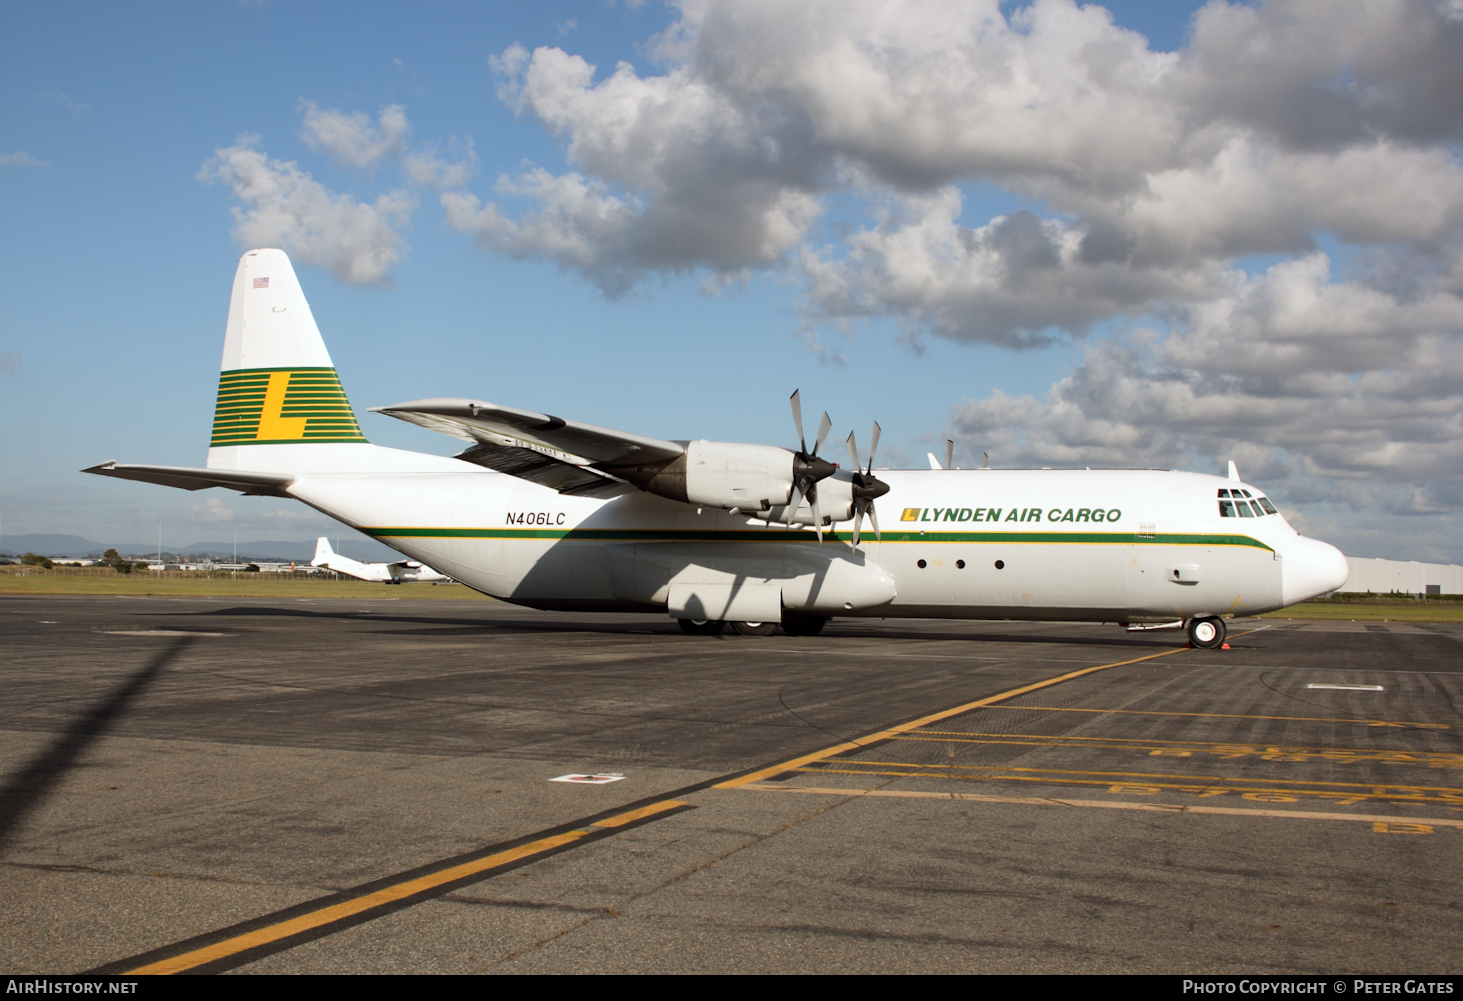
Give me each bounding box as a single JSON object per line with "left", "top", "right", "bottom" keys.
{"left": 83, "top": 462, "right": 294, "bottom": 497}
{"left": 371, "top": 398, "right": 684, "bottom": 466}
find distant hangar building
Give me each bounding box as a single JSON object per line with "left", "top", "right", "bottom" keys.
{"left": 1341, "top": 557, "right": 1462, "bottom": 596}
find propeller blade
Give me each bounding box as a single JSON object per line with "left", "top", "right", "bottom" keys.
{"left": 869, "top": 503, "right": 881, "bottom": 542}
{"left": 790, "top": 389, "right": 806, "bottom": 454}
{"left": 850, "top": 505, "right": 864, "bottom": 549}
{"left": 811, "top": 494, "right": 823, "bottom": 543}
{"left": 846, "top": 430, "right": 860, "bottom": 470}
{"left": 814, "top": 411, "right": 832, "bottom": 456}
{"left": 867, "top": 422, "right": 881, "bottom": 474}
{"left": 786, "top": 485, "right": 803, "bottom": 526}
{"left": 945, "top": 439, "right": 954, "bottom": 472}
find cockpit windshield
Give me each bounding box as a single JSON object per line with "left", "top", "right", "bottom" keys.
{"left": 1218, "top": 488, "right": 1277, "bottom": 518}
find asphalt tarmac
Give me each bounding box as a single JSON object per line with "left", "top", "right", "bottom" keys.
{"left": 2, "top": 595, "right": 1460, "bottom": 974}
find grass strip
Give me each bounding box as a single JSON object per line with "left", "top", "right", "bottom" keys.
{"left": 0, "top": 576, "right": 492, "bottom": 599}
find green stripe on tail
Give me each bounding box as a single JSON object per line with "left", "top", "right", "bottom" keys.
{"left": 209, "top": 367, "right": 367, "bottom": 446}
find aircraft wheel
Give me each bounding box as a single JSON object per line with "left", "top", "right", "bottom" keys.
{"left": 781, "top": 613, "right": 827, "bottom": 636}
{"left": 731, "top": 621, "right": 779, "bottom": 637}
{"left": 678, "top": 618, "right": 725, "bottom": 636}
{"left": 1187, "top": 616, "right": 1226, "bottom": 649}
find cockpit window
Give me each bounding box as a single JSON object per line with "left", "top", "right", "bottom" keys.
{"left": 1219, "top": 487, "right": 1277, "bottom": 517}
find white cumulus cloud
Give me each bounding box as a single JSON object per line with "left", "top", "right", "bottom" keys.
{"left": 948, "top": 254, "right": 1463, "bottom": 517}
{"left": 299, "top": 101, "right": 410, "bottom": 169}
{"left": 198, "top": 136, "right": 416, "bottom": 285}
{"left": 0, "top": 152, "right": 47, "bottom": 168}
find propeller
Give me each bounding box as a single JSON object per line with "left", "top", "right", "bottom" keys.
{"left": 845, "top": 422, "right": 890, "bottom": 549}
{"left": 788, "top": 390, "right": 837, "bottom": 542}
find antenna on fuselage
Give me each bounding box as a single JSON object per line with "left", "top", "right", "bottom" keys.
{"left": 981, "top": 452, "right": 988, "bottom": 469}
{"left": 1227, "top": 460, "right": 1241, "bottom": 482}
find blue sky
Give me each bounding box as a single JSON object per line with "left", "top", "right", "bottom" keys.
{"left": 4, "top": 1, "right": 1461, "bottom": 562}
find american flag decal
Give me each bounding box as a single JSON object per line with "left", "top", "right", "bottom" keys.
{"left": 253, "top": 277, "right": 269, "bottom": 289}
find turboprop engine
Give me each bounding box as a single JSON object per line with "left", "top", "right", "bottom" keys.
{"left": 607, "top": 440, "right": 820, "bottom": 512}
{"left": 767, "top": 470, "right": 855, "bottom": 525}
{"left": 760, "top": 421, "right": 889, "bottom": 547}
{"left": 607, "top": 389, "right": 887, "bottom": 547}
{"left": 607, "top": 389, "right": 840, "bottom": 515}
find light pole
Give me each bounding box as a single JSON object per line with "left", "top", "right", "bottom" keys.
{"left": 157, "top": 519, "right": 162, "bottom": 577}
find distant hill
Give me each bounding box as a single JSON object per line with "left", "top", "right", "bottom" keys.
{"left": 1, "top": 533, "right": 404, "bottom": 563}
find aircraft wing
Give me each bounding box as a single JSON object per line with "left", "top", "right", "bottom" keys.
{"left": 451, "top": 442, "right": 630, "bottom": 497}
{"left": 83, "top": 462, "right": 294, "bottom": 497}
{"left": 370, "top": 399, "right": 684, "bottom": 466}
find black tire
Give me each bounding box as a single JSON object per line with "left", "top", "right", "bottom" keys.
{"left": 678, "top": 618, "right": 725, "bottom": 636}
{"left": 730, "top": 621, "right": 778, "bottom": 636}
{"left": 781, "top": 614, "right": 828, "bottom": 636}
{"left": 1187, "top": 616, "right": 1226, "bottom": 649}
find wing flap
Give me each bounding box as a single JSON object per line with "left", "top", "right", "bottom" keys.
{"left": 370, "top": 398, "right": 684, "bottom": 466}
{"left": 83, "top": 462, "right": 294, "bottom": 497}
{"left": 452, "top": 443, "right": 630, "bottom": 498}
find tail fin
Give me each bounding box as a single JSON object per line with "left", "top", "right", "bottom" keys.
{"left": 208, "top": 249, "right": 368, "bottom": 472}
{"left": 312, "top": 536, "right": 334, "bottom": 565}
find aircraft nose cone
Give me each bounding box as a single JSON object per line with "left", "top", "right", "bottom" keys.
{"left": 1281, "top": 537, "right": 1350, "bottom": 607}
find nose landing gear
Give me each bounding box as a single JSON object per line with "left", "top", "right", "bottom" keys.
{"left": 1187, "top": 616, "right": 1227, "bottom": 649}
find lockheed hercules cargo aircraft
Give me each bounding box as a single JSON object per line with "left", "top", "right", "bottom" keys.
{"left": 87, "top": 249, "right": 1349, "bottom": 648}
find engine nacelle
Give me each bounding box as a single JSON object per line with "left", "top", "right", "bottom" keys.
{"left": 606, "top": 441, "right": 796, "bottom": 511}
{"left": 762, "top": 470, "right": 856, "bottom": 526}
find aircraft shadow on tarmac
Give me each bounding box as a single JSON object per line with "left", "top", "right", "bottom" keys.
{"left": 153, "top": 604, "right": 1199, "bottom": 649}
{"left": 0, "top": 637, "right": 195, "bottom": 855}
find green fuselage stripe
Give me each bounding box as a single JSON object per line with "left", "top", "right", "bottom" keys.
{"left": 359, "top": 527, "right": 1273, "bottom": 550}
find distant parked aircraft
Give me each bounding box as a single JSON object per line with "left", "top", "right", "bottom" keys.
{"left": 310, "top": 537, "right": 451, "bottom": 585}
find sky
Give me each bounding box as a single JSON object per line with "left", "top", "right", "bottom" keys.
{"left": 2, "top": 0, "right": 1461, "bottom": 562}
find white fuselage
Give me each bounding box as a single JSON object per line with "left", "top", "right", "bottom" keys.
{"left": 269, "top": 455, "right": 1344, "bottom": 622}
{"left": 313, "top": 554, "right": 450, "bottom": 584}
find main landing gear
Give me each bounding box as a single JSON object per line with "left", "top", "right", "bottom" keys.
{"left": 1187, "top": 616, "right": 1227, "bottom": 650}
{"left": 730, "top": 620, "right": 778, "bottom": 636}
{"left": 677, "top": 614, "right": 830, "bottom": 637}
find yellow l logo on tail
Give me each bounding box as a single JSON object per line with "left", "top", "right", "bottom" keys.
{"left": 256, "top": 372, "right": 309, "bottom": 440}
{"left": 210, "top": 367, "right": 367, "bottom": 447}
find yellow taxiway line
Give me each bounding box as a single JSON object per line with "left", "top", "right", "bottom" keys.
{"left": 115, "top": 636, "right": 1245, "bottom": 973}
{"left": 736, "top": 783, "right": 1463, "bottom": 830}
{"left": 124, "top": 799, "right": 686, "bottom": 975}
{"left": 981, "top": 704, "right": 1450, "bottom": 729}
{"left": 714, "top": 645, "right": 1192, "bottom": 789}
